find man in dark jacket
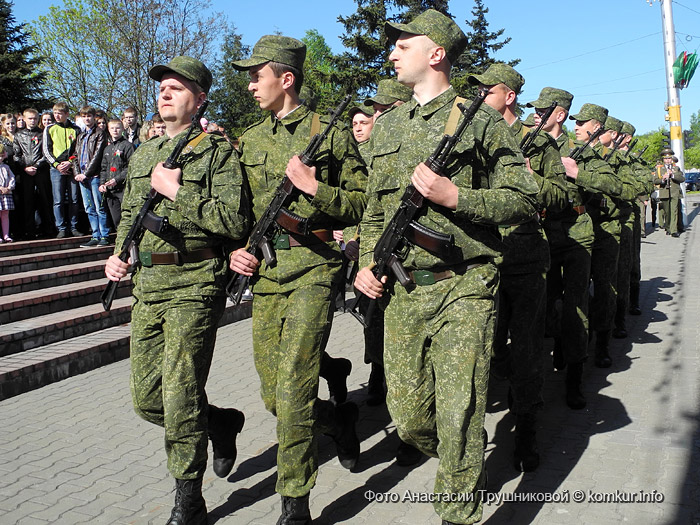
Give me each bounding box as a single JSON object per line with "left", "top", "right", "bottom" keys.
{"left": 13, "top": 108, "right": 54, "bottom": 238}
{"left": 99, "top": 119, "right": 134, "bottom": 228}
{"left": 74, "top": 106, "right": 108, "bottom": 246}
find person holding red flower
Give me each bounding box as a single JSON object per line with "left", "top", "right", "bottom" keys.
{"left": 99, "top": 119, "right": 134, "bottom": 229}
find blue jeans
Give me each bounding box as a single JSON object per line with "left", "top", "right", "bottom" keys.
{"left": 50, "top": 167, "right": 79, "bottom": 232}
{"left": 79, "top": 176, "right": 109, "bottom": 239}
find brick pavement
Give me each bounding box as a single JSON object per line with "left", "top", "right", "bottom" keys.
{"left": 1, "top": 196, "right": 699, "bottom": 524}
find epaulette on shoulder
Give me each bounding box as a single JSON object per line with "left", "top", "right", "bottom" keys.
{"left": 478, "top": 103, "right": 505, "bottom": 123}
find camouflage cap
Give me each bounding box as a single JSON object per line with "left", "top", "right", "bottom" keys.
{"left": 232, "top": 35, "right": 306, "bottom": 71}
{"left": 149, "top": 56, "right": 213, "bottom": 94}
{"left": 385, "top": 9, "right": 467, "bottom": 65}
{"left": 620, "top": 121, "right": 636, "bottom": 136}
{"left": 467, "top": 63, "right": 525, "bottom": 94}
{"left": 526, "top": 87, "right": 574, "bottom": 111}
{"left": 569, "top": 103, "right": 608, "bottom": 124}
{"left": 363, "top": 79, "right": 413, "bottom": 106}
{"left": 604, "top": 116, "right": 623, "bottom": 133}
{"left": 348, "top": 105, "right": 374, "bottom": 119}
{"left": 523, "top": 113, "right": 536, "bottom": 127}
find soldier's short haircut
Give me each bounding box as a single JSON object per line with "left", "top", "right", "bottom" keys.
{"left": 268, "top": 61, "right": 304, "bottom": 93}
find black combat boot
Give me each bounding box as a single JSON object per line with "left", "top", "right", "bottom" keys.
{"left": 612, "top": 304, "right": 628, "bottom": 339}
{"left": 395, "top": 441, "right": 423, "bottom": 466}
{"left": 166, "top": 478, "right": 207, "bottom": 525}
{"left": 366, "top": 362, "right": 386, "bottom": 406}
{"left": 565, "top": 362, "right": 586, "bottom": 410}
{"left": 332, "top": 401, "right": 360, "bottom": 470}
{"left": 513, "top": 413, "right": 539, "bottom": 472}
{"left": 276, "top": 494, "right": 311, "bottom": 525}
{"left": 594, "top": 330, "right": 612, "bottom": 368}
{"left": 629, "top": 283, "right": 641, "bottom": 315}
{"left": 207, "top": 405, "right": 245, "bottom": 478}
{"left": 320, "top": 353, "right": 352, "bottom": 405}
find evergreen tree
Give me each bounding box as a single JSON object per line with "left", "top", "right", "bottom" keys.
{"left": 0, "top": 0, "right": 48, "bottom": 112}
{"left": 301, "top": 29, "right": 344, "bottom": 112}
{"left": 208, "top": 26, "right": 261, "bottom": 139}
{"left": 452, "top": 0, "right": 520, "bottom": 97}
{"left": 333, "top": 0, "right": 449, "bottom": 99}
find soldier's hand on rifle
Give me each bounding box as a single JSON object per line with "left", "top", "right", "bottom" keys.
{"left": 286, "top": 155, "right": 319, "bottom": 197}
{"left": 561, "top": 157, "right": 579, "bottom": 179}
{"left": 229, "top": 248, "right": 260, "bottom": 276}
{"left": 105, "top": 254, "right": 131, "bottom": 282}
{"left": 345, "top": 239, "right": 359, "bottom": 261}
{"left": 151, "top": 162, "right": 182, "bottom": 201}
{"left": 411, "top": 162, "right": 458, "bottom": 209}
{"left": 354, "top": 267, "right": 386, "bottom": 299}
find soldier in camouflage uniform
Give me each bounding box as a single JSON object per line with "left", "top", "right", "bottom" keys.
{"left": 469, "top": 64, "right": 569, "bottom": 473}
{"left": 655, "top": 148, "right": 685, "bottom": 237}
{"left": 363, "top": 78, "right": 413, "bottom": 119}
{"left": 104, "top": 57, "right": 250, "bottom": 525}
{"left": 533, "top": 88, "right": 593, "bottom": 399}
{"left": 229, "top": 35, "right": 367, "bottom": 525}
{"left": 621, "top": 123, "right": 654, "bottom": 315}
{"left": 354, "top": 10, "right": 539, "bottom": 524}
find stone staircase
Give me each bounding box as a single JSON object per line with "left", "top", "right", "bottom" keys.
{"left": 0, "top": 235, "right": 251, "bottom": 400}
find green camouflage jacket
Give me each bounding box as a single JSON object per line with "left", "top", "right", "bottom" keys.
{"left": 116, "top": 129, "right": 250, "bottom": 299}
{"left": 239, "top": 104, "right": 367, "bottom": 293}
{"left": 359, "top": 86, "right": 539, "bottom": 272}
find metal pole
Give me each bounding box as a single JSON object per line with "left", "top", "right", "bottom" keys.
{"left": 659, "top": 0, "right": 686, "bottom": 224}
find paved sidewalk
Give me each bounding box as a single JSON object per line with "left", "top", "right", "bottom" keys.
{"left": 1, "top": 196, "right": 700, "bottom": 524}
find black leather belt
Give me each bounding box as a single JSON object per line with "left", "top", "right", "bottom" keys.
{"left": 408, "top": 260, "right": 488, "bottom": 286}
{"left": 139, "top": 247, "right": 220, "bottom": 266}
{"left": 288, "top": 229, "right": 334, "bottom": 247}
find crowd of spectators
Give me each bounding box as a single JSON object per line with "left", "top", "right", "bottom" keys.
{"left": 0, "top": 104, "right": 230, "bottom": 244}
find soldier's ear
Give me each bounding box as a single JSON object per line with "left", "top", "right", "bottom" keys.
{"left": 428, "top": 45, "right": 447, "bottom": 67}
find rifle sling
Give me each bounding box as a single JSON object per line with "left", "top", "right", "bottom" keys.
{"left": 444, "top": 97, "right": 467, "bottom": 136}
{"left": 404, "top": 220, "right": 454, "bottom": 259}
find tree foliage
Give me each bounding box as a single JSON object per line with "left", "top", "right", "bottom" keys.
{"left": 684, "top": 110, "right": 700, "bottom": 169}
{"left": 30, "top": 0, "right": 224, "bottom": 118}
{"left": 208, "top": 26, "right": 260, "bottom": 139}
{"left": 452, "top": 0, "right": 520, "bottom": 97}
{"left": 301, "top": 29, "right": 345, "bottom": 112}
{"left": 0, "top": 0, "right": 49, "bottom": 112}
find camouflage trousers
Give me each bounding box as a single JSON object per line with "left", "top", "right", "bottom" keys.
{"left": 544, "top": 216, "right": 594, "bottom": 364}
{"left": 130, "top": 294, "right": 226, "bottom": 480}
{"left": 631, "top": 202, "right": 644, "bottom": 286}
{"left": 615, "top": 211, "right": 635, "bottom": 319}
{"left": 493, "top": 270, "right": 547, "bottom": 415}
{"left": 252, "top": 283, "right": 337, "bottom": 498}
{"left": 589, "top": 220, "right": 621, "bottom": 332}
{"left": 384, "top": 263, "right": 498, "bottom": 524}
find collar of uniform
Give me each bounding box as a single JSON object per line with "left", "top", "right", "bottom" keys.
{"left": 407, "top": 86, "right": 456, "bottom": 120}
{"left": 511, "top": 117, "right": 524, "bottom": 138}
{"left": 270, "top": 104, "right": 310, "bottom": 133}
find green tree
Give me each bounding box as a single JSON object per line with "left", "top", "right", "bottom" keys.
{"left": 634, "top": 128, "right": 665, "bottom": 165}
{"left": 333, "top": 0, "right": 450, "bottom": 99}
{"left": 208, "top": 26, "right": 260, "bottom": 139}
{"left": 683, "top": 110, "right": 700, "bottom": 168}
{"left": 31, "top": 0, "right": 224, "bottom": 118}
{"left": 452, "top": 0, "right": 520, "bottom": 97}
{"left": 301, "top": 29, "right": 345, "bottom": 112}
{"left": 0, "top": 0, "right": 48, "bottom": 112}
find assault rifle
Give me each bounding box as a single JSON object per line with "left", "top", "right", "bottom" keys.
{"left": 603, "top": 133, "right": 625, "bottom": 161}
{"left": 634, "top": 145, "right": 649, "bottom": 159}
{"left": 519, "top": 101, "right": 557, "bottom": 156}
{"left": 623, "top": 138, "right": 639, "bottom": 158}
{"left": 348, "top": 88, "right": 488, "bottom": 328}
{"left": 569, "top": 126, "right": 605, "bottom": 161}
{"left": 225, "top": 95, "right": 352, "bottom": 305}
{"left": 100, "top": 101, "right": 209, "bottom": 311}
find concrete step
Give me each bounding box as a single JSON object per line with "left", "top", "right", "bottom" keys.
{"left": 0, "top": 276, "right": 132, "bottom": 324}
{"left": 0, "top": 300, "right": 252, "bottom": 400}
{"left": 0, "top": 233, "right": 106, "bottom": 257}
{"left": 0, "top": 259, "right": 109, "bottom": 295}
{"left": 0, "top": 296, "right": 133, "bottom": 357}
{"left": 0, "top": 244, "right": 115, "bottom": 274}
